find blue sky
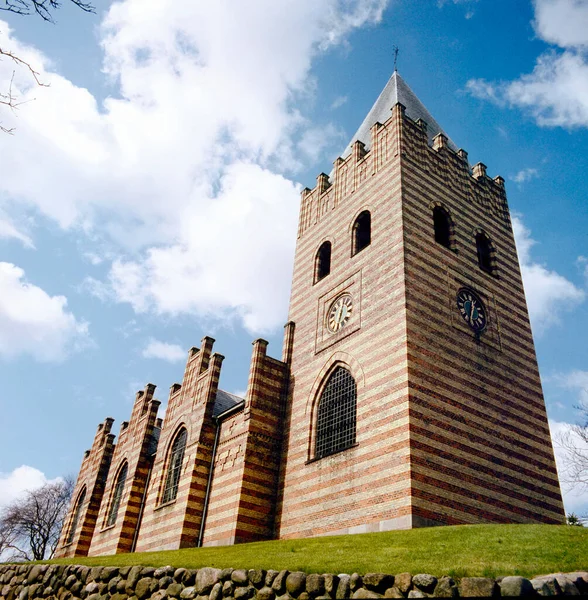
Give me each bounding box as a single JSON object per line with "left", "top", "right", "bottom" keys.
{"left": 0, "top": 0, "right": 587, "bottom": 517}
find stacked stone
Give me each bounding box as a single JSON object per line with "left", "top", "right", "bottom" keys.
{"left": 1, "top": 564, "right": 587, "bottom": 599}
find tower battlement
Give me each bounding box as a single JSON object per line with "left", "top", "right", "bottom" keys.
{"left": 299, "top": 102, "right": 509, "bottom": 239}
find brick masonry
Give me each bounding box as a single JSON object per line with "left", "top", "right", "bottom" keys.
{"left": 55, "top": 85, "right": 564, "bottom": 558}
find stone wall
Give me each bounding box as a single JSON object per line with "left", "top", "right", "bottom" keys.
{"left": 1, "top": 564, "right": 587, "bottom": 599}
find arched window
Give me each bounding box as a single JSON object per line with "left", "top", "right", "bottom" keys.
{"left": 476, "top": 232, "right": 493, "bottom": 273}
{"left": 315, "top": 241, "right": 331, "bottom": 282}
{"left": 315, "top": 366, "right": 357, "bottom": 459}
{"left": 352, "top": 211, "right": 371, "bottom": 255}
{"left": 162, "top": 428, "right": 187, "bottom": 504}
{"left": 433, "top": 206, "right": 452, "bottom": 249}
{"left": 106, "top": 462, "right": 128, "bottom": 527}
{"left": 66, "top": 487, "right": 86, "bottom": 545}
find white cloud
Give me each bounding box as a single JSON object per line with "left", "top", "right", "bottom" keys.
{"left": 331, "top": 95, "right": 348, "bottom": 109}
{"left": 466, "top": 1, "right": 588, "bottom": 127}
{"left": 533, "top": 0, "right": 588, "bottom": 49}
{"left": 0, "top": 212, "right": 34, "bottom": 248}
{"left": 0, "top": 262, "right": 89, "bottom": 361}
{"left": 512, "top": 216, "right": 585, "bottom": 334}
{"left": 551, "top": 369, "right": 588, "bottom": 406}
{"left": 142, "top": 339, "right": 185, "bottom": 363}
{"left": 550, "top": 419, "right": 588, "bottom": 516}
{"left": 510, "top": 167, "right": 539, "bottom": 184}
{"left": 0, "top": 465, "right": 60, "bottom": 511}
{"left": 0, "top": 0, "right": 389, "bottom": 334}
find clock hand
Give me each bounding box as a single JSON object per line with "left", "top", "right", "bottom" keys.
{"left": 469, "top": 301, "right": 476, "bottom": 324}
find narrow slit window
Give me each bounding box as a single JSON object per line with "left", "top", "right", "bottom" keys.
{"left": 106, "top": 462, "right": 128, "bottom": 527}
{"left": 315, "top": 366, "right": 357, "bottom": 459}
{"left": 66, "top": 487, "right": 86, "bottom": 545}
{"left": 352, "top": 211, "right": 371, "bottom": 255}
{"left": 315, "top": 241, "right": 331, "bottom": 282}
{"left": 162, "top": 428, "right": 187, "bottom": 504}
{"left": 476, "top": 232, "right": 493, "bottom": 273}
{"left": 433, "top": 206, "right": 451, "bottom": 248}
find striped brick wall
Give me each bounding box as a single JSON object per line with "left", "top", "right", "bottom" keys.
{"left": 277, "top": 104, "right": 414, "bottom": 538}
{"left": 399, "top": 116, "right": 565, "bottom": 526}
{"left": 87, "top": 384, "right": 161, "bottom": 556}
{"left": 134, "top": 339, "right": 223, "bottom": 552}
{"left": 54, "top": 419, "right": 115, "bottom": 557}
{"left": 201, "top": 338, "right": 289, "bottom": 546}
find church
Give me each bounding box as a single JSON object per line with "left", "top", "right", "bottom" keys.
{"left": 55, "top": 71, "right": 565, "bottom": 557}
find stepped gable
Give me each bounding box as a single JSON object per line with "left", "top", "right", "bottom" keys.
{"left": 340, "top": 70, "right": 458, "bottom": 161}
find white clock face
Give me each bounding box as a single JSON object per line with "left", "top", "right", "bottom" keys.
{"left": 327, "top": 294, "right": 353, "bottom": 333}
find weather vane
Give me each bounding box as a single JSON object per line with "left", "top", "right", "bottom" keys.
{"left": 393, "top": 46, "right": 399, "bottom": 72}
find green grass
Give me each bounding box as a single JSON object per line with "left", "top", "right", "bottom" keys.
{"left": 48, "top": 525, "right": 587, "bottom": 579}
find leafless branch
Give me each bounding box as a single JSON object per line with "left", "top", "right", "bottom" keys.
{"left": 1, "top": 0, "right": 94, "bottom": 23}
{"left": 0, "top": 477, "right": 73, "bottom": 561}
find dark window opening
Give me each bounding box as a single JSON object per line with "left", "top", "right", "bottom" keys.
{"left": 315, "top": 366, "right": 357, "bottom": 459}
{"left": 433, "top": 206, "right": 451, "bottom": 248}
{"left": 66, "top": 487, "right": 86, "bottom": 545}
{"left": 315, "top": 241, "right": 331, "bottom": 282}
{"left": 162, "top": 428, "right": 187, "bottom": 504}
{"left": 106, "top": 462, "right": 128, "bottom": 527}
{"left": 476, "top": 232, "right": 493, "bottom": 273}
{"left": 352, "top": 211, "right": 371, "bottom": 255}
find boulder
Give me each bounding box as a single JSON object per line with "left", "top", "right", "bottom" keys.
{"left": 499, "top": 576, "right": 534, "bottom": 597}
{"left": 458, "top": 577, "right": 497, "bottom": 598}
{"left": 412, "top": 574, "right": 437, "bottom": 594}
{"left": 167, "top": 583, "right": 184, "bottom": 597}
{"left": 181, "top": 587, "right": 198, "bottom": 599}
{"left": 336, "top": 575, "right": 350, "bottom": 600}
{"left": 196, "top": 569, "right": 223, "bottom": 595}
{"left": 306, "top": 574, "right": 325, "bottom": 597}
{"left": 135, "top": 577, "right": 156, "bottom": 600}
{"left": 210, "top": 582, "right": 223, "bottom": 600}
{"left": 351, "top": 589, "right": 382, "bottom": 599}
{"left": 349, "top": 575, "right": 362, "bottom": 592}
{"left": 256, "top": 586, "right": 276, "bottom": 600}
{"left": 432, "top": 577, "right": 458, "bottom": 598}
{"left": 394, "top": 574, "right": 412, "bottom": 595}
{"left": 272, "top": 572, "right": 289, "bottom": 596}
{"left": 362, "top": 575, "right": 394, "bottom": 594}
{"left": 232, "top": 571, "right": 249, "bottom": 586}
{"left": 248, "top": 571, "right": 266, "bottom": 589}
{"left": 286, "top": 573, "right": 307, "bottom": 598}
{"left": 265, "top": 572, "right": 279, "bottom": 588}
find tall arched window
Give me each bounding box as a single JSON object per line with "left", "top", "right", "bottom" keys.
{"left": 476, "top": 232, "right": 493, "bottom": 273}
{"left": 162, "top": 428, "right": 187, "bottom": 504}
{"left": 352, "top": 211, "right": 371, "bottom": 255}
{"left": 433, "top": 206, "right": 452, "bottom": 249}
{"left": 66, "top": 487, "right": 86, "bottom": 545}
{"left": 315, "top": 366, "right": 357, "bottom": 459}
{"left": 106, "top": 462, "right": 128, "bottom": 527}
{"left": 315, "top": 241, "right": 331, "bottom": 282}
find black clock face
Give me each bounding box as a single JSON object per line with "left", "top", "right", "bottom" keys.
{"left": 456, "top": 288, "right": 487, "bottom": 333}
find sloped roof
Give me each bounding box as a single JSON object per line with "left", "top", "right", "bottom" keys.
{"left": 213, "top": 389, "right": 244, "bottom": 418}
{"left": 340, "top": 71, "right": 457, "bottom": 159}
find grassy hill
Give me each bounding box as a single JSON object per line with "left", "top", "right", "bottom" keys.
{"left": 49, "top": 524, "right": 588, "bottom": 579}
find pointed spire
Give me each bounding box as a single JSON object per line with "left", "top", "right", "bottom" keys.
{"left": 339, "top": 72, "right": 457, "bottom": 159}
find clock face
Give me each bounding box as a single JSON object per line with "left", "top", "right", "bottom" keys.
{"left": 327, "top": 294, "right": 353, "bottom": 333}
{"left": 456, "top": 288, "right": 487, "bottom": 333}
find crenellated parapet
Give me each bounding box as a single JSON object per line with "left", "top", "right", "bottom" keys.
{"left": 298, "top": 102, "right": 509, "bottom": 239}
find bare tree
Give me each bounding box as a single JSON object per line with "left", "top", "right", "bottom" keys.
{"left": 1, "top": 0, "right": 95, "bottom": 133}
{"left": 557, "top": 399, "right": 588, "bottom": 490}
{"left": 0, "top": 477, "right": 73, "bottom": 561}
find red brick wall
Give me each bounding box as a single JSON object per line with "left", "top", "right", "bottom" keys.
{"left": 277, "top": 106, "right": 414, "bottom": 538}
{"left": 54, "top": 419, "right": 114, "bottom": 557}
{"left": 134, "top": 339, "right": 222, "bottom": 552}
{"left": 399, "top": 117, "right": 564, "bottom": 525}
{"left": 88, "top": 385, "right": 160, "bottom": 556}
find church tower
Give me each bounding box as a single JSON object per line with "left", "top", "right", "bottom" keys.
{"left": 276, "top": 72, "right": 565, "bottom": 537}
